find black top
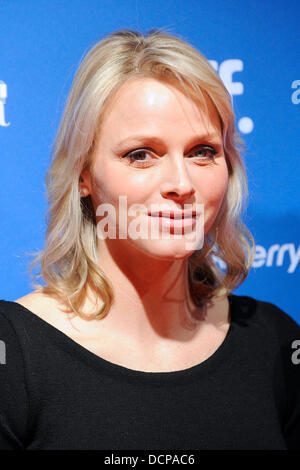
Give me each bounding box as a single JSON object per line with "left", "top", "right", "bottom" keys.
{"left": 0, "top": 294, "right": 299, "bottom": 450}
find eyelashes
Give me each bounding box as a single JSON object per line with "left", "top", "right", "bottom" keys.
{"left": 192, "top": 146, "right": 218, "bottom": 160}
{"left": 121, "top": 145, "right": 218, "bottom": 167}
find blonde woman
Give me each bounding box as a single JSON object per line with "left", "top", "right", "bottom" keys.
{"left": 0, "top": 29, "right": 299, "bottom": 450}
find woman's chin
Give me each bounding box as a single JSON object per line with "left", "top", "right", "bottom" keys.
{"left": 129, "top": 237, "right": 202, "bottom": 261}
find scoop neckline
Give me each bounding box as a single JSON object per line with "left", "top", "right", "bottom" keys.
{"left": 2, "top": 294, "right": 239, "bottom": 385}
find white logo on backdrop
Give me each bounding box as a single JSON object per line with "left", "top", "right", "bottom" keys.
{"left": 210, "top": 59, "right": 254, "bottom": 134}
{"left": 213, "top": 243, "right": 300, "bottom": 274}
{"left": 291, "top": 80, "right": 300, "bottom": 104}
{"left": 0, "top": 81, "right": 10, "bottom": 127}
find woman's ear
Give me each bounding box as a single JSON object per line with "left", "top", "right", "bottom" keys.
{"left": 79, "top": 168, "right": 92, "bottom": 198}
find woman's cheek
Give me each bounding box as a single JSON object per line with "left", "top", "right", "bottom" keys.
{"left": 119, "top": 172, "right": 158, "bottom": 205}
{"left": 200, "top": 169, "right": 228, "bottom": 227}
{"left": 91, "top": 169, "right": 153, "bottom": 215}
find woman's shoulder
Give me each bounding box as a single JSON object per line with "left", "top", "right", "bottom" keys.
{"left": 0, "top": 291, "right": 104, "bottom": 342}
{"left": 0, "top": 291, "right": 69, "bottom": 333}
{"left": 230, "top": 293, "right": 300, "bottom": 345}
{"left": 14, "top": 290, "right": 56, "bottom": 319}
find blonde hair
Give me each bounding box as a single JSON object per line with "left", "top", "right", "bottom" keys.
{"left": 28, "top": 28, "right": 255, "bottom": 319}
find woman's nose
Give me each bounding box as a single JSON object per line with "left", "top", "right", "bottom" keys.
{"left": 160, "top": 157, "right": 195, "bottom": 202}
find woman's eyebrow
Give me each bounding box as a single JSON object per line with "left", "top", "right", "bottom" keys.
{"left": 117, "top": 132, "right": 222, "bottom": 147}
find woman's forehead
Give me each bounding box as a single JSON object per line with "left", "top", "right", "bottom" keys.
{"left": 97, "top": 77, "right": 222, "bottom": 139}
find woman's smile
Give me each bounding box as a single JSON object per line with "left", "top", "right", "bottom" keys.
{"left": 148, "top": 211, "right": 199, "bottom": 234}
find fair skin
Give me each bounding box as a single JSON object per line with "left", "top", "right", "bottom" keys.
{"left": 15, "top": 77, "right": 231, "bottom": 372}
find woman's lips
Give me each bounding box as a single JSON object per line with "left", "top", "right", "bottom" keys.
{"left": 148, "top": 210, "right": 199, "bottom": 219}
{"left": 148, "top": 213, "right": 198, "bottom": 233}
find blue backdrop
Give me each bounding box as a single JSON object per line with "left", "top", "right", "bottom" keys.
{"left": 1, "top": 0, "right": 299, "bottom": 321}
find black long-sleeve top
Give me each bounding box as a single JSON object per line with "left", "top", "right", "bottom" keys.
{"left": 0, "top": 294, "right": 299, "bottom": 450}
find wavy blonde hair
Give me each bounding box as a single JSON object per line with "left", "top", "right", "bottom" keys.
{"left": 28, "top": 28, "right": 255, "bottom": 320}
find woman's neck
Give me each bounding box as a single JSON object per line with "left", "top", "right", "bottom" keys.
{"left": 92, "top": 238, "right": 216, "bottom": 346}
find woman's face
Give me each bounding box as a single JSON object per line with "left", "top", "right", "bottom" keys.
{"left": 82, "top": 77, "right": 229, "bottom": 260}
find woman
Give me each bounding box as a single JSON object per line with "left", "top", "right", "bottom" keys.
{"left": 0, "top": 29, "right": 299, "bottom": 450}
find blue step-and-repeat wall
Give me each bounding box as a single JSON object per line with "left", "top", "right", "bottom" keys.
{"left": 1, "top": 0, "right": 299, "bottom": 322}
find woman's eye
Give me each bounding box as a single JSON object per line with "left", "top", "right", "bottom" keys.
{"left": 192, "top": 145, "right": 217, "bottom": 161}
{"left": 121, "top": 145, "right": 218, "bottom": 167}
{"left": 122, "top": 149, "right": 155, "bottom": 167}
